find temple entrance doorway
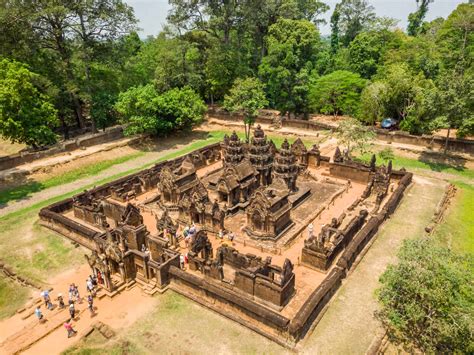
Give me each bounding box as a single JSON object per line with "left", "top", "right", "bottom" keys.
{"left": 252, "top": 211, "right": 263, "bottom": 231}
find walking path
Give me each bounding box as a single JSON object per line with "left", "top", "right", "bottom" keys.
{"left": 0, "top": 264, "right": 156, "bottom": 355}
{"left": 298, "top": 175, "right": 447, "bottom": 354}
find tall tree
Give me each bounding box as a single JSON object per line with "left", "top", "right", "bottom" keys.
{"left": 331, "top": 0, "right": 376, "bottom": 47}
{"left": 433, "top": 70, "right": 474, "bottom": 153}
{"left": 436, "top": 3, "right": 473, "bottom": 72}
{"left": 259, "top": 18, "right": 320, "bottom": 118}
{"left": 407, "top": 0, "right": 432, "bottom": 36}
{"left": 223, "top": 77, "right": 268, "bottom": 142}
{"left": 0, "top": 59, "right": 58, "bottom": 147}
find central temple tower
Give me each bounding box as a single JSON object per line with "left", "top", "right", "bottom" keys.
{"left": 248, "top": 125, "right": 273, "bottom": 186}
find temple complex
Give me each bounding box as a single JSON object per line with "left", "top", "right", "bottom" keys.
{"left": 39, "top": 125, "right": 412, "bottom": 346}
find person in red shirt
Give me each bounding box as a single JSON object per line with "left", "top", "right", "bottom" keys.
{"left": 64, "top": 321, "right": 77, "bottom": 338}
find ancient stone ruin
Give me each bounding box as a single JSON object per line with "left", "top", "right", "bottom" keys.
{"left": 39, "top": 125, "right": 412, "bottom": 347}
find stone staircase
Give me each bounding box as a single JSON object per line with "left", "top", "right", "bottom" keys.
{"left": 135, "top": 278, "right": 162, "bottom": 296}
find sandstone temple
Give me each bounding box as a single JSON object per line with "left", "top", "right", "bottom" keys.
{"left": 39, "top": 125, "right": 412, "bottom": 346}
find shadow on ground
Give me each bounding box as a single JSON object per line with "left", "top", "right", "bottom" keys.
{"left": 0, "top": 172, "right": 42, "bottom": 208}
{"left": 417, "top": 151, "right": 468, "bottom": 173}
{"left": 130, "top": 130, "right": 212, "bottom": 153}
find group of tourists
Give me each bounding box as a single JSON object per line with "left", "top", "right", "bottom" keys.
{"left": 34, "top": 274, "right": 99, "bottom": 338}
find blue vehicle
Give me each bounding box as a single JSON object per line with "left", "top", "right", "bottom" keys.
{"left": 381, "top": 118, "right": 398, "bottom": 129}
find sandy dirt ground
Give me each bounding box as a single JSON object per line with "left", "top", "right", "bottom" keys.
{"left": 0, "top": 264, "right": 157, "bottom": 355}
{"left": 0, "top": 138, "right": 25, "bottom": 157}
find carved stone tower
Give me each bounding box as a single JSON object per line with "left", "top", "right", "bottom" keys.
{"left": 222, "top": 131, "right": 244, "bottom": 166}
{"left": 248, "top": 125, "right": 273, "bottom": 186}
{"left": 273, "top": 139, "right": 298, "bottom": 192}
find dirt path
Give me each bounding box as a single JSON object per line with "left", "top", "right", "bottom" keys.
{"left": 0, "top": 264, "right": 157, "bottom": 355}
{"left": 298, "top": 175, "right": 448, "bottom": 354}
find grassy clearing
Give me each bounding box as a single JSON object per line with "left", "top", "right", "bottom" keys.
{"left": 0, "top": 152, "right": 145, "bottom": 206}
{"left": 63, "top": 291, "right": 286, "bottom": 354}
{"left": 433, "top": 182, "right": 474, "bottom": 256}
{"left": 0, "top": 277, "right": 31, "bottom": 319}
{"left": 357, "top": 149, "right": 474, "bottom": 180}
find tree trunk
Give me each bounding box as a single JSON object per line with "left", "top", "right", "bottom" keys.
{"left": 444, "top": 127, "right": 451, "bottom": 155}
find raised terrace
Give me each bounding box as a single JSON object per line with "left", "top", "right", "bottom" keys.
{"left": 39, "top": 126, "right": 412, "bottom": 347}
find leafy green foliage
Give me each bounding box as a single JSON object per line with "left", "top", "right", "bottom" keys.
{"left": 333, "top": 117, "right": 375, "bottom": 155}
{"left": 0, "top": 59, "right": 58, "bottom": 147}
{"left": 309, "top": 70, "right": 366, "bottom": 116}
{"left": 115, "top": 85, "right": 206, "bottom": 136}
{"left": 259, "top": 18, "right": 320, "bottom": 117}
{"left": 223, "top": 77, "right": 268, "bottom": 142}
{"left": 331, "top": 0, "right": 376, "bottom": 47}
{"left": 377, "top": 238, "right": 474, "bottom": 353}
{"left": 348, "top": 30, "right": 402, "bottom": 78}
{"left": 407, "top": 0, "right": 431, "bottom": 36}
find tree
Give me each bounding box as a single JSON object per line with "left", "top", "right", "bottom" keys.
{"left": 359, "top": 81, "right": 388, "bottom": 125}
{"left": 377, "top": 238, "right": 473, "bottom": 353}
{"left": 333, "top": 117, "right": 375, "bottom": 156}
{"left": 0, "top": 59, "right": 58, "bottom": 147}
{"left": 348, "top": 29, "right": 403, "bottom": 78}
{"left": 436, "top": 3, "right": 473, "bottom": 72}
{"left": 433, "top": 70, "right": 474, "bottom": 153}
{"left": 407, "top": 0, "right": 432, "bottom": 36}
{"left": 309, "top": 70, "right": 366, "bottom": 116}
{"left": 223, "top": 77, "right": 268, "bottom": 142}
{"left": 331, "top": 0, "right": 376, "bottom": 47}
{"left": 365, "top": 63, "right": 436, "bottom": 135}
{"left": 259, "top": 18, "right": 320, "bottom": 118}
{"left": 115, "top": 85, "right": 206, "bottom": 136}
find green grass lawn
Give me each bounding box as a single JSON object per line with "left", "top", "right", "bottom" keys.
{"left": 0, "top": 277, "right": 31, "bottom": 320}
{"left": 0, "top": 152, "right": 145, "bottom": 206}
{"left": 357, "top": 150, "right": 474, "bottom": 180}
{"left": 433, "top": 182, "right": 474, "bottom": 256}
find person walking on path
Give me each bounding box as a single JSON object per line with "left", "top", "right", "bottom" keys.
{"left": 34, "top": 306, "right": 43, "bottom": 322}
{"left": 57, "top": 293, "right": 65, "bottom": 309}
{"left": 86, "top": 277, "right": 96, "bottom": 297}
{"left": 64, "top": 321, "right": 77, "bottom": 338}
{"left": 87, "top": 295, "right": 95, "bottom": 316}
{"left": 41, "top": 290, "right": 53, "bottom": 310}
{"left": 69, "top": 303, "right": 75, "bottom": 320}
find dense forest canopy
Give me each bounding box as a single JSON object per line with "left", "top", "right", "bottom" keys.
{"left": 0, "top": 0, "right": 472, "bottom": 147}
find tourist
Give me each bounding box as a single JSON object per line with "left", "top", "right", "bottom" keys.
{"left": 35, "top": 306, "right": 43, "bottom": 322}
{"left": 69, "top": 302, "right": 75, "bottom": 319}
{"left": 218, "top": 229, "right": 224, "bottom": 240}
{"left": 73, "top": 284, "right": 82, "bottom": 303}
{"left": 228, "top": 232, "right": 234, "bottom": 242}
{"left": 180, "top": 254, "right": 185, "bottom": 269}
{"left": 87, "top": 295, "right": 95, "bottom": 315}
{"left": 64, "top": 321, "right": 77, "bottom": 338}
{"left": 41, "top": 290, "right": 53, "bottom": 310}
{"left": 86, "top": 278, "right": 95, "bottom": 297}
{"left": 57, "top": 293, "right": 65, "bottom": 309}
{"left": 68, "top": 284, "right": 75, "bottom": 302}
